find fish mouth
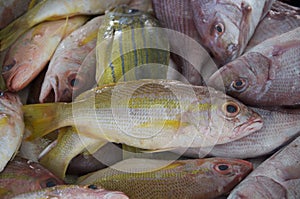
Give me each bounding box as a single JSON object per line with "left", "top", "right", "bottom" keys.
{"left": 39, "top": 76, "right": 59, "bottom": 103}
{"left": 232, "top": 113, "right": 263, "bottom": 140}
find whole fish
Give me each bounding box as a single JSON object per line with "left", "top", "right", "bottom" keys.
{"left": 190, "top": 0, "right": 276, "bottom": 65}
{"left": 0, "top": 157, "right": 64, "bottom": 199}
{"left": 208, "top": 27, "right": 300, "bottom": 106}
{"left": 96, "top": 5, "right": 169, "bottom": 86}
{"left": 23, "top": 79, "right": 263, "bottom": 150}
{"left": 39, "top": 16, "right": 104, "bottom": 103}
{"left": 78, "top": 158, "right": 253, "bottom": 199}
{"left": 11, "top": 185, "right": 129, "bottom": 199}
{"left": 0, "top": 0, "right": 131, "bottom": 51}
{"left": 246, "top": 0, "right": 300, "bottom": 50}
{"left": 182, "top": 107, "right": 300, "bottom": 159}
{"left": 0, "top": 0, "right": 40, "bottom": 29}
{"left": 0, "top": 92, "right": 24, "bottom": 172}
{"left": 228, "top": 136, "right": 300, "bottom": 199}
{"left": 2, "top": 16, "right": 88, "bottom": 92}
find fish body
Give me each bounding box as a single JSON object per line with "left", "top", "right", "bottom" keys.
{"left": 246, "top": 1, "right": 300, "bottom": 50}
{"left": 190, "top": 0, "right": 276, "bottom": 65}
{"left": 77, "top": 158, "right": 253, "bottom": 199}
{"left": 2, "top": 16, "right": 88, "bottom": 92}
{"left": 208, "top": 27, "right": 300, "bottom": 106}
{"left": 228, "top": 136, "right": 300, "bottom": 199}
{"left": 0, "top": 157, "right": 64, "bottom": 199}
{"left": 96, "top": 5, "right": 169, "bottom": 86}
{"left": 11, "top": 185, "right": 129, "bottom": 199}
{"left": 39, "top": 16, "right": 104, "bottom": 103}
{"left": 183, "top": 108, "right": 300, "bottom": 159}
{"left": 0, "top": 92, "right": 24, "bottom": 172}
{"left": 23, "top": 79, "right": 263, "bottom": 149}
{"left": 0, "top": 0, "right": 131, "bottom": 51}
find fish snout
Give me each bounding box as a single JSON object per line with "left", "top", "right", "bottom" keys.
{"left": 225, "top": 43, "right": 239, "bottom": 61}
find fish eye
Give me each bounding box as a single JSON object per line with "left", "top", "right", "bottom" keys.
{"left": 215, "top": 23, "right": 225, "bottom": 34}
{"left": 68, "top": 74, "right": 80, "bottom": 88}
{"left": 230, "top": 78, "right": 247, "bottom": 92}
{"left": 3, "top": 59, "right": 16, "bottom": 72}
{"left": 128, "top": 9, "right": 139, "bottom": 14}
{"left": 40, "top": 178, "right": 58, "bottom": 188}
{"left": 222, "top": 101, "right": 240, "bottom": 117}
{"left": 88, "top": 184, "right": 98, "bottom": 190}
{"left": 214, "top": 163, "right": 232, "bottom": 175}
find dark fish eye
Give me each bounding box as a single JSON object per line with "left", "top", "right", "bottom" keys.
{"left": 222, "top": 102, "right": 240, "bottom": 117}
{"left": 40, "top": 178, "right": 58, "bottom": 188}
{"left": 68, "top": 73, "right": 80, "bottom": 88}
{"left": 215, "top": 23, "right": 225, "bottom": 34}
{"left": 218, "top": 164, "right": 229, "bottom": 171}
{"left": 70, "top": 78, "right": 77, "bottom": 87}
{"left": 230, "top": 78, "right": 247, "bottom": 92}
{"left": 88, "top": 184, "right": 98, "bottom": 190}
{"left": 214, "top": 163, "right": 232, "bottom": 175}
{"left": 128, "top": 9, "right": 139, "bottom": 14}
{"left": 3, "top": 60, "right": 16, "bottom": 72}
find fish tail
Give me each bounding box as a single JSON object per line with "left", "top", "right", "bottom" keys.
{"left": 22, "top": 103, "right": 69, "bottom": 141}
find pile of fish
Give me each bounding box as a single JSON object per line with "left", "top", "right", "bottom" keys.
{"left": 0, "top": 0, "right": 299, "bottom": 198}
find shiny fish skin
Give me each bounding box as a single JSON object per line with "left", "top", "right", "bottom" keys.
{"left": 228, "top": 136, "right": 300, "bottom": 199}
{"left": 2, "top": 16, "right": 88, "bottom": 92}
{"left": 39, "top": 16, "right": 104, "bottom": 103}
{"left": 190, "top": 0, "right": 276, "bottom": 65}
{"left": 11, "top": 185, "right": 129, "bottom": 199}
{"left": 0, "top": 0, "right": 131, "bottom": 51}
{"left": 0, "top": 92, "right": 24, "bottom": 172}
{"left": 183, "top": 107, "right": 300, "bottom": 159}
{"left": 96, "top": 5, "right": 169, "bottom": 86}
{"left": 77, "top": 158, "right": 253, "bottom": 199}
{"left": 208, "top": 27, "right": 300, "bottom": 106}
{"left": 0, "top": 156, "right": 64, "bottom": 199}
{"left": 23, "top": 79, "right": 263, "bottom": 149}
{"left": 246, "top": 0, "right": 300, "bottom": 50}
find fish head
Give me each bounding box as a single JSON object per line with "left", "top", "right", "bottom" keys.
{"left": 191, "top": 0, "right": 249, "bottom": 65}
{"left": 207, "top": 52, "right": 272, "bottom": 105}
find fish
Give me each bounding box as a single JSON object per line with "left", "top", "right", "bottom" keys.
{"left": 0, "top": 0, "right": 41, "bottom": 29}
{"left": 0, "top": 0, "right": 131, "bottom": 51}
{"left": 77, "top": 158, "right": 253, "bottom": 199}
{"left": 0, "top": 91, "right": 24, "bottom": 172}
{"left": 182, "top": 107, "right": 300, "bottom": 159}
{"left": 23, "top": 79, "right": 263, "bottom": 150}
{"left": 39, "top": 16, "right": 104, "bottom": 103}
{"left": 207, "top": 27, "right": 300, "bottom": 106}
{"left": 2, "top": 16, "right": 88, "bottom": 92}
{"left": 228, "top": 136, "right": 300, "bottom": 199}
{"left": 10, "top": 185, "right": 129, "bottom": 199}
{"left": 96, "top": 5, "right": 170, "bottom": 86}
{"left": 190, "top": 0, "right": 276, "bottom": 65}
{"left": 0, "top": 156, "right": 64, "bottom": 199}
{"left": 246, "top": 0, "right": 300, "bottom": 50}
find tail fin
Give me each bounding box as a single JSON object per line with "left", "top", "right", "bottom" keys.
{"left": 22, "top": 102, "right": 66, "bottom": 141}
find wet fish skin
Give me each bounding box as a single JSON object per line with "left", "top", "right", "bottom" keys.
{"left": 246, "top": 0, "right": 300, "bottom": 50}
{"left": 23, "top": 79, "right": 263, "bottom": 149}
{"left": 39, "top": 16, "right": 104, "bottom": 103}
{"left": 228, "top": 136, "right": 300, "bottom": 199}
{"left": 0, "top": 92, "right": 24, "bottom": 172}
{"left": 0, "top": 0, "right": 131, "bottom": 51}
{"left": 208, "top": 27, "right": 300, "bottom": 106}
{"left": 183, "top": 107, "right": 300, "bottom": 159}
{"left": 0, "top": 156, "right": 64, "bottom": 199}
{"left": 190, "top": 0, "right": 276, "bottom": 65}
{"left": 11, "top": 185, "right": 129, "bottom": 199}
{"left": 2, "top": 16, "right": 88, "bottom": 92}
{"left": 77, "top": 158, "right": 253, "bottom": 199}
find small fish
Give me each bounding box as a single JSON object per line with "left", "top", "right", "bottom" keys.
{"left": 228, "top": 136, "right": 300, "bottom": 199}
{"left": 11, "top": 185, "right": 129, "bottom": 199}
{"left": 96, "top": 5, "right": 169, "bottom": 86}
{"left": 23, "top": 79, "right": 263, "bottom": 150}
{"left": 0, "top": 0, "right": 131, "bottom": 51}
{"left": 77, "top": 158, "right": 253, "bottom": 199}
{"left": 2, "top": 16, "right": 88, "bottom": 92}
{"left": 182, "top": 107, "right": 300, "bottom": 159}
{"left": 0, "top": 91, "right": 24, "bottom": 172}
{"left": 208, "top": 27, "right": 300, "bottom": 106}
{"left": 0, "top": 156, "right": 64, "bottom": 199}
{"left": 39, "top": 16, "right": 104, "bottom": 103}
{"left": 190, "top": 0, "right": 276, "bottom": 65}
{"left": 246, "top": 0, "right": 300, "bottom": 50}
